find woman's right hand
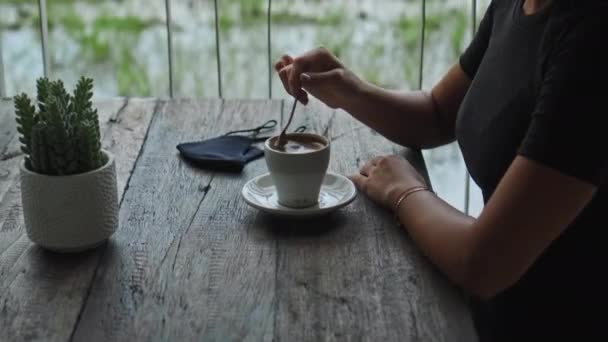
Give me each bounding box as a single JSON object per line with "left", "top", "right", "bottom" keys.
{"left": 275, "top": 47, "right": 362, "bottom": 109}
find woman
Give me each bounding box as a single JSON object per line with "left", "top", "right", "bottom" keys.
{"left": 275, "top": 0, "right": 607, "bottom": 340}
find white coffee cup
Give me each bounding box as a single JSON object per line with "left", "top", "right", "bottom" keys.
{"left": 264, "top": 133, "right": 330, "bottom": 208}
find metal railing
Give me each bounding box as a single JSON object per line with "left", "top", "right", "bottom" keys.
{"left": 464, "top": 0, "right": 477, "bottom": 215}
{"left": 0, "top": 33, "right": 5, "bottom": 98}
{"left": 38, "top": 0, "right": 50, "bottom": 78}
{"left": 0, "top": 0, "right": 480, "bottom": 211}
{"left": 213, "top": 0, "right": 223, "bottom": 98}
{"left": 165, "top": 0, "right": 175, "bottom": 98}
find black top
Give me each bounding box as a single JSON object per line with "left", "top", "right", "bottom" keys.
{"left": 456, "top": 0, "right": 608, "bottom": 340}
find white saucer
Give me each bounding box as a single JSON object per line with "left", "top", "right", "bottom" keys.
{"left": 242, "top": 172, "right": 357, "bottom": 218}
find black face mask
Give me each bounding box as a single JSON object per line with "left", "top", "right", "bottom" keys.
{"left": 176, "top": 120, "right": 306, "bottom": 173}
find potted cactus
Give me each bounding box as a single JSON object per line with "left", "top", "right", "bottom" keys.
{"left": 14, "top": 77, "right": 118, "bottom": 252}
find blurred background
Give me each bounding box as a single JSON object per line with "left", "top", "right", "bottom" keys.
{"left": 0, "top": 0, "right": 490, "bottom": 215}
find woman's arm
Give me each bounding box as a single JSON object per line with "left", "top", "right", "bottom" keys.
{"left": 351, "top": 7, "right": 608, "bottom": 298}
{"left": 275, "top": 48, "right": 471, "bottom": 149}
{"left": 341, "top": 64, "right": 471, "bottom": 149}
{"left": 352, "top": 155, "right": 597, "bottom": 299}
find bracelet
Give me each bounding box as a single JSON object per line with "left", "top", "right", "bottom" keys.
{"left": 393, "top": 186, "right": 432, "bottom": 220}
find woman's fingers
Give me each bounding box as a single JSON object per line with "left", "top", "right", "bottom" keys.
{"left": 288, "top": 56, "right": 312, "bottom": 101}
{"left": 276, "top": 49, "right": 344, "bottom": 105}
{"left": 359, "top": 159, "right": 377, "bottom": 177}
{"left": 274, "top": 55, "right": 293, "bottom": 71}
{"left": 359, "top": 156, "right": 384, "bottom": 176}
{"left": 349, "top": 174, "right": 368, "bottom": 191}
{"left": 370, "top": 156, "right": 383, "bottom": 166}
{"left": 276, "top": 55, "right": 294, "bottom": 95}
{"left": 278, "top": 66, "right": 292, "bottom": 96}
{"left": 279, "top": 66, "right": 309, "bottom": 104}
{"left": 296, "top": 89, "right": 309, "bottom": 105}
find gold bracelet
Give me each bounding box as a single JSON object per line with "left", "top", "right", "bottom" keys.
{"left": 393, "top": 186, "right": 432, "bottom": 220}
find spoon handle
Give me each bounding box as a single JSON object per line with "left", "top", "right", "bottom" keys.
{"left": 279, "top": 98, "right": 298, "bottom": 145}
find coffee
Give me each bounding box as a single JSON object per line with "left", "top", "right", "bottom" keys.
{"left": 270, "top": 135, "right": 326, "bottom": 154}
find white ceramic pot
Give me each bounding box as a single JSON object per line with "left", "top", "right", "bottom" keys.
{"left": 20, "top": 149, "right": 119, "bottom": 253}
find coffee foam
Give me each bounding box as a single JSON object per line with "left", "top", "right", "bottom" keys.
{"left": 270, "top": 134, "right": 327, "bottom": 154}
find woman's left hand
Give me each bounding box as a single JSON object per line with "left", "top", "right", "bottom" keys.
{"left": 350, "top": 155, "right": 428, "bottom": 210}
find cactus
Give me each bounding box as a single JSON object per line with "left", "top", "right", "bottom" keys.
{"left": 14, "top": 77, "right": 106, "bottom": 176}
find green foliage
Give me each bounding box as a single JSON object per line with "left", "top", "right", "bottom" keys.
{"left": 93, "top": 15, "right": 161, "bottom": 33}
{"left": 1, "top": 0, "right": 474, "bottom": 98}
{"left": 450, "top": 9, "right": 469, "bottom": 57}
{"left": 57, "top": 9, "right": 160, "bottom": 62}
{"left": 270, "top": 10, "right": 344, "bottom": 26}
{"left": 13, "top": 94, "right": 36, "bottom": 158}
{"left": 14, "top": 77, "right": 106, "bottom": 176}
{"left": 240, "top": 0, "right": 265, "bottom": 19}
{"left": 117, "top": 49, "right": 151, "bottom": 96}
{"left": 219, "top": 14, "right": 235, "bottom": 32}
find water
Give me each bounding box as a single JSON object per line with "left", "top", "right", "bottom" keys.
{"left": 0, "top": 0, "right": 487, "bottom": 215}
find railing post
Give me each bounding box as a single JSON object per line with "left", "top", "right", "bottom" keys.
{"left": 213, "top": 0, "right": 223, "bottom": 98}
{"left": 411, "top": 0, "right": 432, "bottom": 190}
{"left": 267, "top": 0, "right": 272, "bottom": 99}
{"left": 464, "top": 0, "right": 477, "bottom": 215}
{"left": 472, "top": 0, "right": 478, "bottom": 33}
{"left": 164, "top": 0, "right": 175, "bottom": 98}
{"left": 0, "top": 33, "right": 5, "bottom": 98}
{"left": 38, "top": 0, "right": 50, "bottom": 78}
{"left": 418, "top": 0, "right": 426, "bottom": 90}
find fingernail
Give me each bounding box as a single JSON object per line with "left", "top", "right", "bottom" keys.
{"left": 301, "top": 73, "right": 311, "bottom": 81}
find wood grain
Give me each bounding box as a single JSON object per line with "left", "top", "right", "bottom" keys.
{"left": 271, "top": 98, "right": 477, "bottom": 341}
{"left": 71, "top": 99, "right": 223, "bottom": 341}
{"left": 72, "top": 99, "right": 286, "bottom": 341}
{"left": 0, "top": 98, "right": 477, "bottom": 342}
{"left": 0, "top": 98, "right": 157, "bottom": 342}
{"left": 0, "top": 98, "right": 16, "bottom": 160}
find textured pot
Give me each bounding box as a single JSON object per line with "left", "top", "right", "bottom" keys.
{"left": 20, "top": 149, "right": 119, "bottom": 253}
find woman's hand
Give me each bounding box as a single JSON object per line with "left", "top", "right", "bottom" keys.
{"left": 274, "top": 47, "right": 362, "bottom": 108}
{"left": 350, "top": 155, "right": 428, "bottom": 210}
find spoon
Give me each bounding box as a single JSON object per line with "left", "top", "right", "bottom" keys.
{"left": 277, "top": 98, "right": 298, "bottom": 147}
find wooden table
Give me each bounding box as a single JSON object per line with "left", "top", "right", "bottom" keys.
{"left": 0, "top": 98, "right": 477, "bottom": 341}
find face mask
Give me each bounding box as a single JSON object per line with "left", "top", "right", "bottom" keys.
{"left": 176, "top": 120, "right": 306, "bottom": 173}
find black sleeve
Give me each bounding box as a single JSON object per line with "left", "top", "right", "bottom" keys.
{"left": 459, "top": 1, "right": 495, "bottom": 79}
{"left": 518, "top": 13, "right": 608, "bottom": 186}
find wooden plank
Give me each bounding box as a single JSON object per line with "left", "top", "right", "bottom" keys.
{"left": 272, "top": 99, "right": 478, "bottom": 341}
{"left": 0, "top": 97, "right": 477, "bottom": 340}
{"left": 72, "top": 99, "right": 283, "bottom": 341}
{"left": 0, "top": 98, "right": 158, "bottom": 342}
{"left": 73, "top": 99, "right": 283, "bottom": 341}
{"left": 152, "top": 100, "right": 280, "bottom": 340}
{"left": 71, "top": 99, "right": 222, "bottom": 340}
{"left": 96, "top": 97, "right": 158, "bottom": 199}
{"left": 0, "top": 98, "right": 17, "bottom": 159}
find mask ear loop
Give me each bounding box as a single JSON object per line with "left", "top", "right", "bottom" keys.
{"left": 253, "top": 124, "right": 307, "bottom": 142}
{"left": 223, "top": 120, "right": 278, "bottom": 155}
{"left": 224, "top": 119, "right": 277, "bottom": 138}
{"left": 224, "top": 120, "right": 307, "bottom": 143}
